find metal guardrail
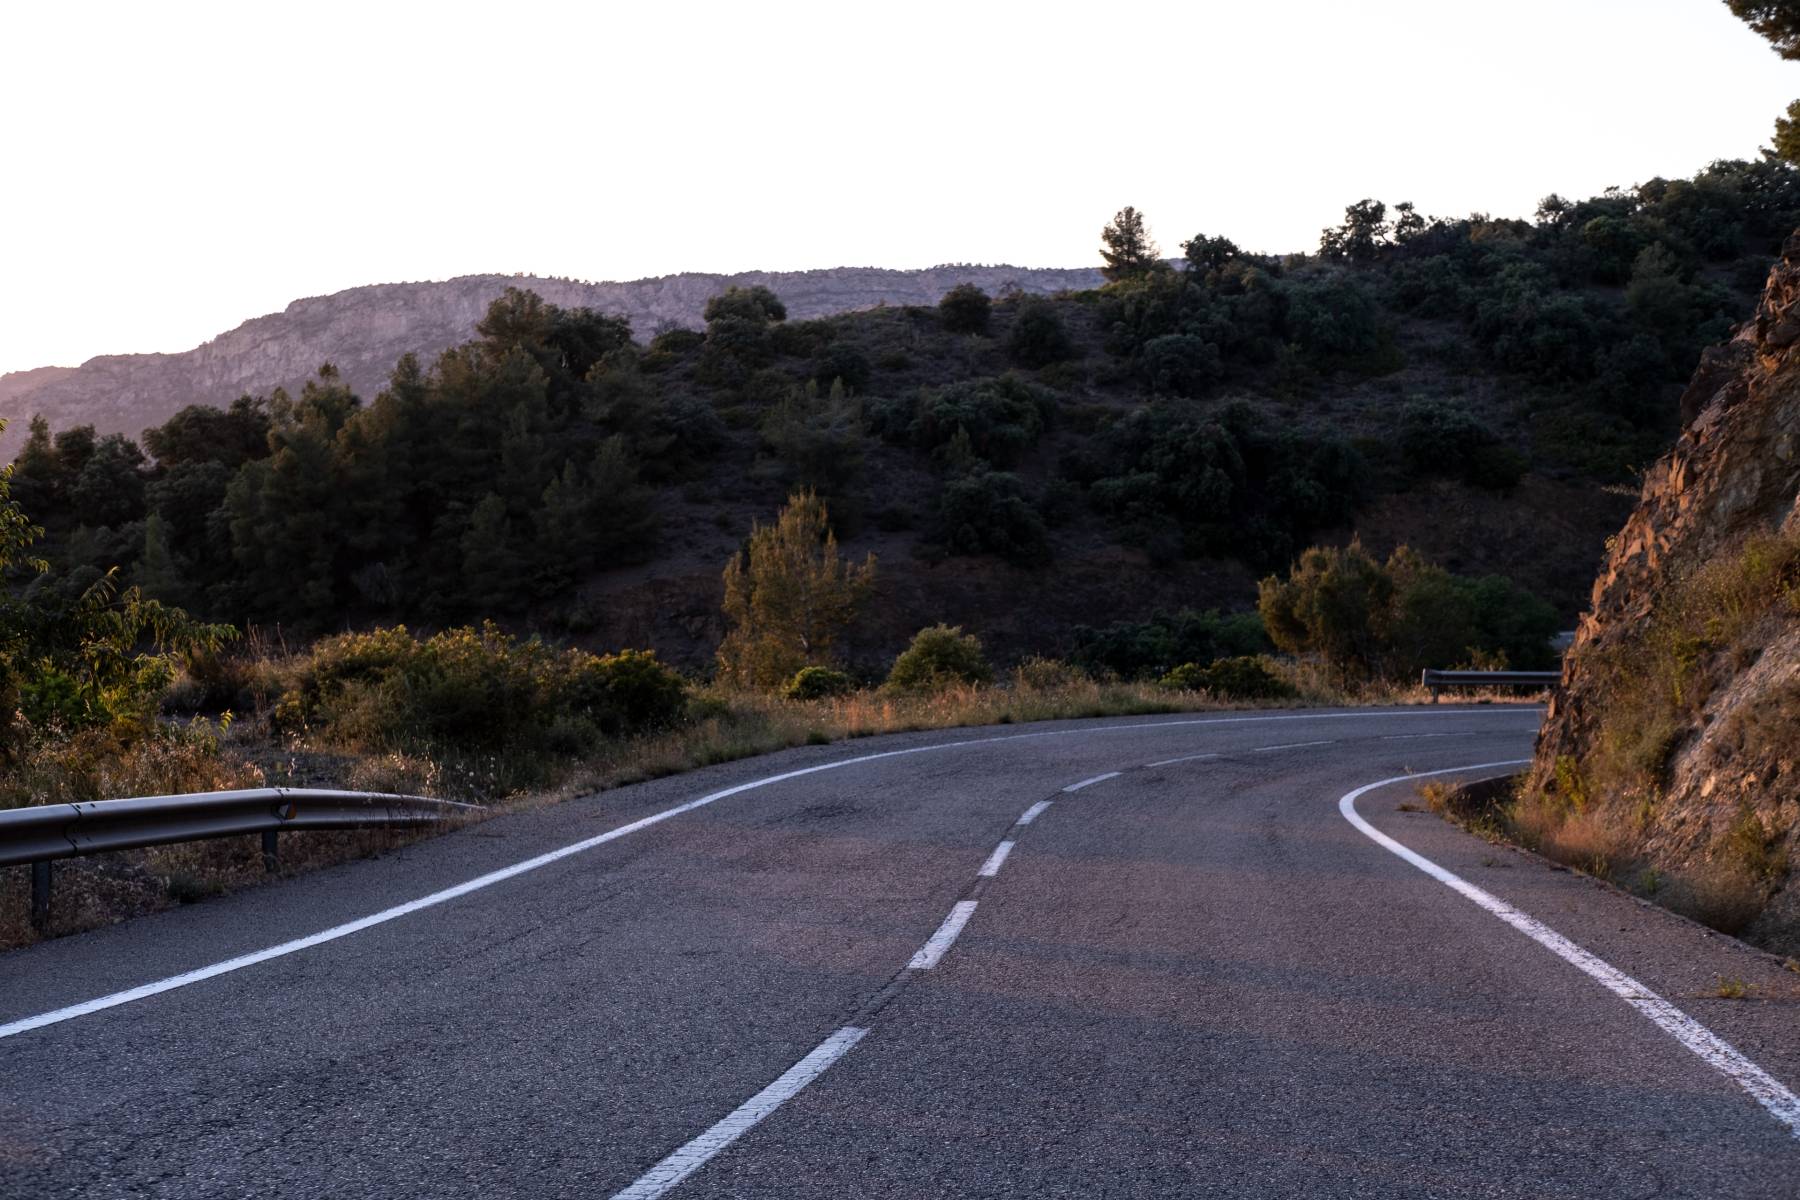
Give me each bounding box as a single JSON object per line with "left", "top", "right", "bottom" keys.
{"left": 1, "top": 788, "right": 481, "bottom": 931}
{"left": 1421, "top": 669, "right": 1561, "bottom": 702}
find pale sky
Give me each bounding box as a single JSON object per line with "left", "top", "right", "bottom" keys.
{"left": 2, "top": 0, "right": 1795, "bottom": 375}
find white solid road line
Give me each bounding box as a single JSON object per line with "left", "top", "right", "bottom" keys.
{"left": 1015, "top": 800, "right": 1054, "bottom": 825}
{"left": 609, "top": 1025, "right": 868, "bottom": 1200}
{"left": 977, "top": 841, "right": 1016, "bottom": 878}
{"left": 1, "top": 706, "right": 1535, "bottom": 1042}
{"left": 1063, "top": 771, "right": 1121, "bottom": 793}
{"left": 1144, "top": 751, "right": 1221, "bottom": 768}
{"left": 1341, "top": 762, "right": 1800, "bottom": 1139}
{"left": 908, "top": 900, "right": 980, "bottom": 970}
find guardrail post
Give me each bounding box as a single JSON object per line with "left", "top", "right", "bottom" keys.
{"left": 30, "top": 860, "right": 51, "bottom": 932}
{"left": 261, "top": 829, "right": 279, "bottom": 872}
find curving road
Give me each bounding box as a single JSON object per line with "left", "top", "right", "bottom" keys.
{"left": 1, "top": 706, "right": 1796, "bottom": 1198}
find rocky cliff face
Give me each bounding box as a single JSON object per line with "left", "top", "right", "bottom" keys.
{"left": 1528, "top": 234, "right": 1800, "bottom": 952}
{"left": 0, "top": 265, "right": 1102, "bottom": 456}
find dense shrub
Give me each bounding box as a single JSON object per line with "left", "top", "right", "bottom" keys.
{"left": 1160, "top": 656, "right": 1296, "bottom": 699}
{"left": 886, "top": 625, "right": 994, "bottom": 691}
{"left": 1089, "top": 401, "right": 1363, "bottom": 568}
{"left": 939, "top": 284, "right": 992, "bottom": 334}
{"left": 1139, "top": 333, "right": 1223, "bottom": 396}
{"left": 757, "top": 386, "right": 865, "bottom": 496}
{"left": 275, "top": 623, "right": 687, "bottom": 759}
{"left": 1007, "top": 296, "right": 1076, "bottom": 367}
{"left": 1284, "top": 275, "right": 1383, "bottom": 360}
{"left": 812, "top": 343, "right": 872, "bottom": 392}
{"left": 1068, "top": 609, "right": 1268, "bottom": 680}
{"left": 1397, "top": 399, "right": 1527, "bottom": 489}
{"left": 934, "top": 471, "right": 1050, "bottom": 566}
{"left": 1257, "top": 542, "right": 1558, "bottom": 680}
{"left": 910, "top": 376, "right": 1057, "bottom": 468}
{"left": 784, "top": 666, "right": 856, "bottom": 700}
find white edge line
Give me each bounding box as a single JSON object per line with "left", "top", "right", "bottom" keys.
{"left": 977, "top": 841, "right": 1015, "bottom": 878}
{"left": 1, "top": 706, "right": 1537, "bottom": 1042}
{"left": 1340, "top": 761, "right": 1800, "bottom": 1139}
{"left": 1063, "top": 771, "right": 1121, "bottom": 793}
{"left": 609, "top": 1025, "right": 868, "bottom": 1200}
{"left": 1015, "top": 800, "right": 1053, "bottom": 826}
{"left": 1145, "top": 752, "right": 1220, "bottom": 768}
{"left": 907, "top": 900, "right": 979, "bottom": 970}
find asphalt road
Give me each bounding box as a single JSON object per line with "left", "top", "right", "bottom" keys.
{"left": 2, "top": 706, "right": 1796, "bottom": 1198}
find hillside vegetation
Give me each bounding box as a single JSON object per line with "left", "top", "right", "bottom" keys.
{"left": 10, "top": 159, "right": 1798, "bottom": 671}
{"left": 7, "top": 157, "right": 1798, "bottom": 942}
{"left": 0, "top": 266, "right": 1104, "bottom": 460}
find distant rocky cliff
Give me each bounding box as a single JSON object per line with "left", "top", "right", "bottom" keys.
{"left": 1527, "top": 234, "right": 1800, "bottom": 952}
{"left": 0, "top": 265, "right": 1102, "bottom": 456}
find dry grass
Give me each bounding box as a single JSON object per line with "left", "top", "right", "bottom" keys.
{"left": 1713, "top": 976, "right": 1751, "bottom": 1000}
{"left": 2, "top": 668, "right": 1542, "bottom": 952}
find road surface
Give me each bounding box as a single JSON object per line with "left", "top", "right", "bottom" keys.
{"left": 1, "top": 706, "right": 1795, "bottom": 1198}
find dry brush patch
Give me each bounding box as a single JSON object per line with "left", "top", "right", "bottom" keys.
{"left": 1, "top": 663, "right": 1533, "bottom": 953}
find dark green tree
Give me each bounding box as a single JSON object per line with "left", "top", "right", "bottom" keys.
{"left": 1319, "top": 199, "right": 1390, "bottom": 263}
{"left": 1181, "top": 234, "right": 1239, "bottom": 274}
{"left": 1006, "top": 297, "right": 1076, "bottom": 367}
{"left": 1727, "top": 0, "right": 1800, "bottom": 57}
{"left": 1100, "top": 206, "right": 1161, "bottom": 281}
{"left": 938, "top": 283, "right": 992, "bottom": 333}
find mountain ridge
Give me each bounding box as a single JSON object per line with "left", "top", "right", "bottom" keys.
{"left": 0, "top": 265, "right": 1103, "bottom": 456}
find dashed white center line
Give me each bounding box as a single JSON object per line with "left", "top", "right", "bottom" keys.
{"left": 1016, "top": 799, "right": 1054, "bottom": 825}
{"left": 908, "top": 900, "right": 979, "bottom": 970}
{"left": 977, "top": 841, "right": 1016, "bottom": 878}
{"left": 1063, "top": 771, "right": 1121, "bottom": 793}
{"left": 1145, "top": 751, "right": 1221, "bottom": 768}
{"left": 609, "top": 1025, "right": 869, "bottom": 1200}
{"left": 1251, "top": 739, "right": 1336, "bottom": 753}
{"left": 1381, "top": 732, "right": 1454, "bottom": 741}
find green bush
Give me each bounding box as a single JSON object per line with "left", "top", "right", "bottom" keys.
{"left": 277, "top": 623, "right": 686, "bottom": 759}
{"left": 939, "top": 284, "right": 992, "bottom": 334}
{"left": 935, "top": 471, "right": 1050, "bottom": 566}
{"left": 1160, "top": 656, "right": 1296, "bottom": 699}
{"left": 1068, "top": 609, "right": 1268, "bottom": 680}
{"left": 1007, "top": 296, "right": 1076, "bottom": 367}
{"left": 911, "top": 375, "right": 1057, "bottom": 468}
{"left": 1139, "top": 333, "right": 1222, "bottom": 396}
{"left": 886, "top": 625, "right": 994, "bottom": 691}
{"left": 1398, "top": 399, "right": 1526, "bottom": 490}
{"left": 1258, "top": 542, "right": 1558, "bottom": 680}
{"left": 784, "top": 666, "right": 856, "bottom": 700}
{"left": 1284, "top": 275, "right": 1382, "bottom": 360}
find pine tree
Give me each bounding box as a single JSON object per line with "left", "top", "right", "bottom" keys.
{"left": 716, "top": 491, "right": 876, "bottom": 690}
{"left": 136, "top": 512, "right": 187, "bottom": 607}
{"left": 1100, "top": 206, "right": 1161, "bottom": 281}
{"left": 461, "top": 493, "right": 526, "bottom": 613}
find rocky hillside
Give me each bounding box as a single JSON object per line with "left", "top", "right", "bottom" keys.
{"left": 0, "top": 265, "right": 1101, "bottom": 457}
{"left": 1526, "top": 234, "right": 1800, "bottom": 955}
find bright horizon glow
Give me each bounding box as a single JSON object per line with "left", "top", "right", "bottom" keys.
{"left": 2, "top": 0, "right": 1796, "bottom": 375}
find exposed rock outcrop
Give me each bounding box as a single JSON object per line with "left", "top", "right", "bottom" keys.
{"left": 0, "top": 265, "right": 1102, "bottom": 457}
{"left": 1529, "top": 233, "right": 1800, "bottom": 951}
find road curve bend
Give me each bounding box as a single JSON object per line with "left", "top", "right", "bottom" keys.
{"left": 1, "top": 706, "right": 1795, "bottom": 1198}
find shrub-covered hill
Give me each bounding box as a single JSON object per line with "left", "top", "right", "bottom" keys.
{"left": 12, "top": 159, "right": 1800, "bottom": 670}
